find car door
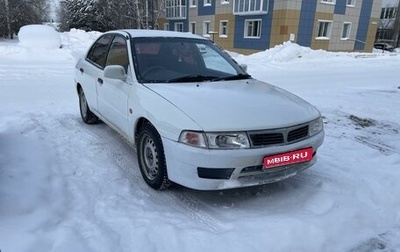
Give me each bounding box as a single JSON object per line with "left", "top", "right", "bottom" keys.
{"left": 82, "top": 34, "right": 114, "bottom": 113}
{"left": 97, "top": 35, "right": 131, "bottom": 135}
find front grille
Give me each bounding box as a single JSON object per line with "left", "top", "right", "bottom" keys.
{"left": 249, "top": 133, "right": 284, "bottom": 147}
{"left": 248, "top": 123, "right": 310, "bottom": 148}
{"left": 288, "top": 125, "right": 309, "bottom": 142}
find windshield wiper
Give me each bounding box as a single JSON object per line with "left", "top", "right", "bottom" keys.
{"left": 167, "top": 75, "right": 218, "bottom": 83}
{"left": 212, "top": 74, "right": 252, "bottom": 82}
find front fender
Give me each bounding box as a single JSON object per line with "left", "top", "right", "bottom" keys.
{"left": 128, "top": 83, "right": 203, "bottom": 143}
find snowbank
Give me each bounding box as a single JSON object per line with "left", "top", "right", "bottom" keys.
{"left": 0, "top": 28, "right": 102, "bottom": 64}
{"left": 18, "top": 24, "right": 61, "bottom": 49}
{"left": 234, "top": 41, "right": 398, "bottom": 64}
{"left": 60, "top": 28, "right": 102, "bottom": 59}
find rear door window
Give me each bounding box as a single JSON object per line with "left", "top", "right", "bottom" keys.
{"left": 86, "top": 34, "right": 113, "bottom": 69}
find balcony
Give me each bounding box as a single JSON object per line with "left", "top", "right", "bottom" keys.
{"left": 233, "top": 0, "right": 269, "bottom": 15}
{"left": 166, "top": 0, "right": 187, "bottom": 20}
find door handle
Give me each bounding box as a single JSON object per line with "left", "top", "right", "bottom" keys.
{"left": 97, "top": 78, "right": 103, "bottom": 84}
{"left": 79, "top": 68, "right": 84, "bottom": 73}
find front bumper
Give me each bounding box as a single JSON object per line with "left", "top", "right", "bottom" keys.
{"left": 163, "top": 130, "right": 324, "bottom": 190}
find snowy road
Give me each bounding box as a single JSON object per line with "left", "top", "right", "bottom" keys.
{"left": 1, "top": 32, "right": 400, "bottom": 252}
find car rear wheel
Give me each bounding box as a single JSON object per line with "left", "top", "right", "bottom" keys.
{"left": 137, "top": 123, "right": 171, "bottom": 190}
{"left": 79, "top": 88, "right": 99, "bottom": 124}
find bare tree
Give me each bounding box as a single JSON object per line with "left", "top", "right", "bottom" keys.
{"left": 123, "top": 0, "right": 164, "bottom": 29}
{"left": 4, "top": 0, "right": 12, "bottom": 38}
{"left": 151, "top": 0, "right": 165, "bottom": 30}
{"left": 393, "top": 1, "right": 400, "bottom": 47}
{"left": 57, "top": 0, "right": 165, "bottom": 32}
{"left": 378, "top": 5, "right": 396, "bottom": 32}
{"left": 0, "top": 0, "right": 50, "bottom": 38}
{"left": 376, "top": 2, "right": 400, "bottom": 47}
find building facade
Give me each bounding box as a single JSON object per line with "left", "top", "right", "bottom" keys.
{"left": 376, "top": 0, "right": 399, "bottom": 45}
{"left": 158, "top": 0, "right": 381, "bottom": 54}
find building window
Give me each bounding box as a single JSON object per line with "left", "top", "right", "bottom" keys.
{"left": 190, "top": 0, "right": 196, "bottom": 7}
{"left": 377, "top": 29, "right": 394, "bottom": 41}
{"left": 321, "top": 0, "right": 335, "bottom": 4}
{"left": 234, "top": 0, "right": 269, "bottom": 15}
{"left": 244, "top": 19, "right": 261, "bottom": 38}
{"left": 221, "top": 0, "right": 230, "bottom": 4}
{"left": 204, "top": 0, "right": 211, "bottom": 6}
{"left": 174, "top": 22, "right": 184, "bottom": 32}
{"left": 380, "top": 7, "right": 397, "bottom": 19}
{"left": 346, "top": 0, "right": 355, "bottom": 7}
{"left": 341, "top": 22, "right": 351, "bottom": 39}
{"left": 219, "top": 20, "right": 228, "bottom": 37}
{"left": 165, "top": 0, "right": 186, "bottom": 19}
{"left": 190, "top": 22, "right": 196, "bottom": 34}
{"left": 203, "top": 21, "right": 211, "bottom": 37}
{"left": 316, "top": 20, "right": 332, "bottom": 39}
{"left": 164, "top": 23, "right": 170, "bottom": 31}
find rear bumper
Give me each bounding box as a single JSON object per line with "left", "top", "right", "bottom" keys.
{"left": 162, "top": 130, "right": 324, "bottom": 190}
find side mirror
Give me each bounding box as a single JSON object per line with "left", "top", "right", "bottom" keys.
{"left": 240, "top": 64, "right": 248, "bottom": 73}
{"left": 104, "top": 65, "right": 126, "bottom": 80}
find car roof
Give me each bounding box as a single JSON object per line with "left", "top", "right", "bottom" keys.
{"left": 106, "top": 29, "right": 207, "bottom": 40}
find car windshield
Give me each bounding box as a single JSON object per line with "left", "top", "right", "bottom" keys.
{"left": 131, "top": 37, "right": 249, "bottom": 83}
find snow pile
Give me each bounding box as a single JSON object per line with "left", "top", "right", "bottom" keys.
{"left": 372, "top": 48, "right": 400, "bottom": 54}
{"left": 235, "top": 41, "right": 335, "bottom": 63}
{"left": 0, "top": 27, "right": 101, "bottom": 64}
{"left": 251, "top": 41, "right": 317, "bottom": 61}
{"left": 60, "top": 28, "right": 102, "bottom": 59}
{"left": 1, "top": 26, "right": 74, "bottom": 64}
{"left": 236, "top": 41, "right": 399, "bottom": 64}
{"left": 18, "top": 24, "right": 61, "bottom": 49}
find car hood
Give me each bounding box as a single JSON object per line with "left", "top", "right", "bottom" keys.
{"left": 144, "top": 79, "right": 320, "bottom": 131}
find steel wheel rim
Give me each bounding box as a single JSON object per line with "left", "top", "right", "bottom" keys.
{"left": 140, "top": 134, "right": 158, "bottom": 180}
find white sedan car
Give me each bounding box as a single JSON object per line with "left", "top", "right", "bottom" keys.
{"left": 74, "top": 29, "right": 324, "bottom": 190}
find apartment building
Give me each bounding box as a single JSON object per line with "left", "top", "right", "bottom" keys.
{"left": 377, "top": 0, "right": 399, "bottom": 43}
{"left": 158, "top": 0, "right": 381, "bottom": 54}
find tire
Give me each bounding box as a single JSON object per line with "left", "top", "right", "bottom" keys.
{"left": 79, "top": 88, "right": 99, "bottom": 124}
{"left": 137, "top": 123, "right": 171, "bottom": 190}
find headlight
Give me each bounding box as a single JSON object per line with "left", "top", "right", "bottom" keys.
{"left": 206, "top": 132, "right": 250, "bottom": 149}
{"left": 179, "top": 131, "right": 250, "bottom": 149}
{"left": 309, "top": 117, "right": 324, "bottom": 136}
{"left": 179, "top": 131, "right": 207, "bottom": 148}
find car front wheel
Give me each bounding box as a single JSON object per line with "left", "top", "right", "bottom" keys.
{"left": 79, "top": 88, "right": 99, "bottom": 124}
{"left": 137, "top": 123, "right": 171, "bottom": 190}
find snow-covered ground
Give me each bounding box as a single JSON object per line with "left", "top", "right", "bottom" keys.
{"left": 1, "top": 29, "right": 400, "bottom": 252}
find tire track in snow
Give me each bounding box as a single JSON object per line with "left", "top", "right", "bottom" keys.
{"left": 0, "top": 65, "right": 72, "bottom": 80}
{"left": 26, "top": 114, "right": 221, "bottom": 234}
{"left": 48, "top": 115, "right": 125, "bottom": 252}
{"left": 165, "top": 188, "right": 232, "bottom": 234}
{"left": 90, "top": 125, "right": 231, "bottom": 234}
{"left": 349, "top": 227, "right": 400, "bottom": 252}
{"left": 2, "top": 112, "right": 126, "bottom": 251}
{"left": 323, "top": 110, "right": 400, "bottom": 155}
